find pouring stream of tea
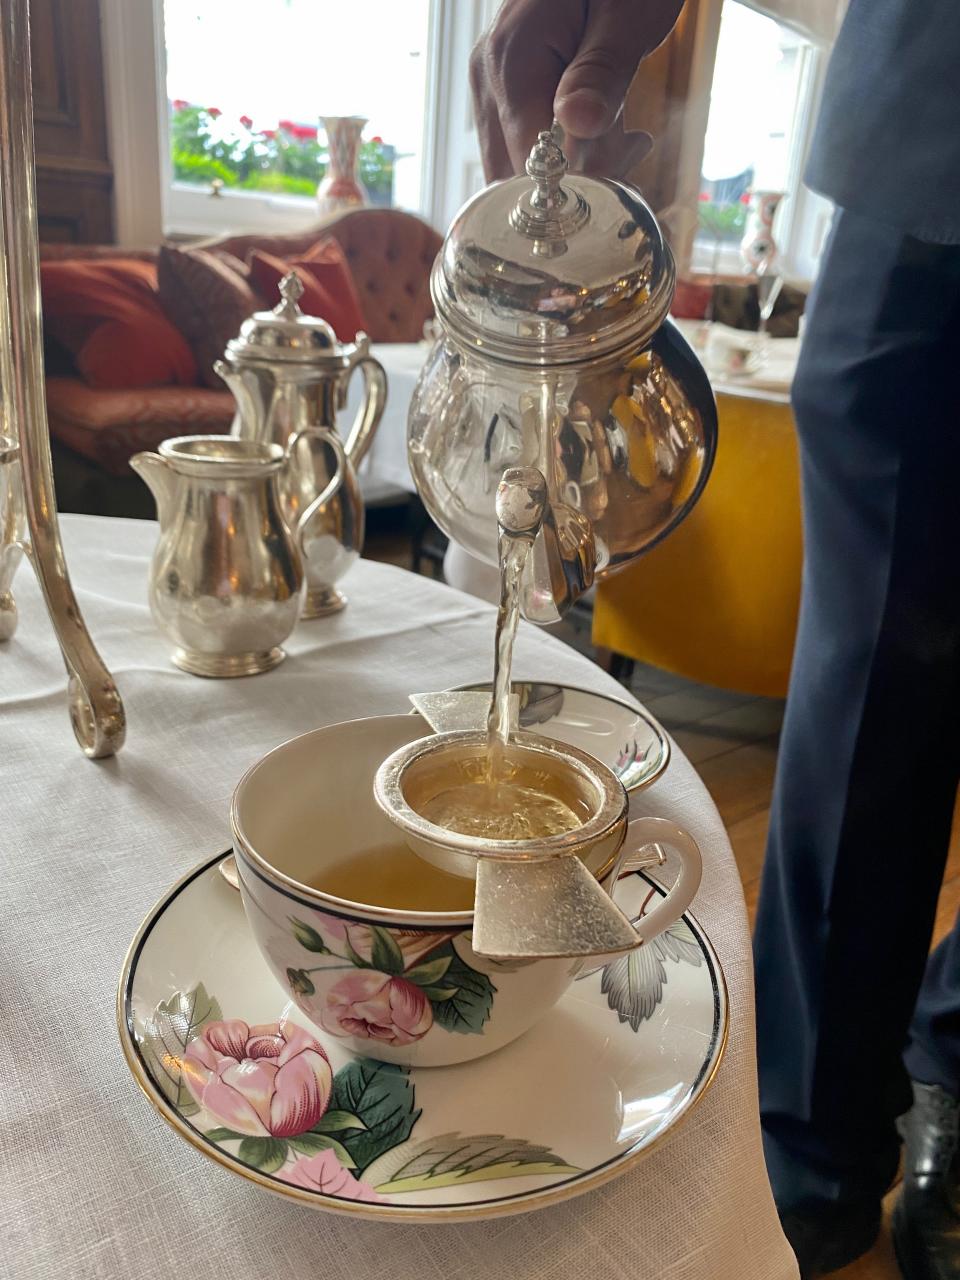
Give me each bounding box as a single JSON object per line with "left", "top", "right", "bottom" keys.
{"left": 487, "top": 467, "right": 549, "bottom": 756}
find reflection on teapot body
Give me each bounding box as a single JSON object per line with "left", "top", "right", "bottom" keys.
{"left": 219, "top": 274, "right": 386, "bottom": 617}
{"left": 131, "top": 432, "right": 345, "bottom": 677}
{"left": 408, "top": 130, "right": 717, "bottom": 624}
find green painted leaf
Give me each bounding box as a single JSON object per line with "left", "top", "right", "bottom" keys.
{"left": 204, "top": 1126, "right": 244, "bottom": 1143}
{"left": 370, "top": 1133, "right": 579, "bottom": 1195}
{"left": 427, "top": 943, "right": 496, "bottom": 1035}
{"left": 419, "top": 984, "right": 460, "bottom": 1002}
{"left": 288, "top": 1132, "right": 357, "bottom": 1168}
{"left": 289, "top": 917, "right": 329, "bottom": 953}
{"left": 140, "top": 983, "right": 222, "bottom": 1118}
{"left": 404, "top": 955, "right": 453, "bottom": 987}
{"left": 311, "top": 1109, "right": 367, "bottom": 1133}
{"left": 237, "top": 1136, "right": 288, "bottom": 1173}
{"left": 369, "top": 925, "right": 405, "bottom": 976}
{"left": 344, "top": 936, "right": 372, "bottom": 969}
{"left": 329, "top": 1059, "right": 420, "bottom": 1174}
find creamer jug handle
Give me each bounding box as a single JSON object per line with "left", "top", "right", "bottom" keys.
{"left": 285, "top": 427, "right": 349, "bottom": 553}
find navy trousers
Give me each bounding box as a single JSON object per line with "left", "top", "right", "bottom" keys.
{"left": 754, "top": 207, "right": 960, "bottom": 1209}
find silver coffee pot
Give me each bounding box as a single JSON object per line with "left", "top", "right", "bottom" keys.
{"left": 218, "top": 273, "right": 387, "bottom": 617}
{"left": 408, "top": 130, "right": 718, "bottom": 623}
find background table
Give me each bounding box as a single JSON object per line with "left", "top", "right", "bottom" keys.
{"left": 0, "top": 516, "right": 796, "bottom": 1280}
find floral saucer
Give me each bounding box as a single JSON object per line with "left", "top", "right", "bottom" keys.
{"left": 118, "top": 852, "right": 726, "bottom": 1222}
{"left": 451, "top": 681, "right": 670, "bottom": 794}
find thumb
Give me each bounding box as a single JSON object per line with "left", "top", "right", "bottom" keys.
{"left": 554, "top": 3, "right": 676, "bottom": 138}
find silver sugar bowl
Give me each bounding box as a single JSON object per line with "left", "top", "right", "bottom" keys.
{"left": 219, "top": 274, "right": 387, "bottom": 617}
{"left": 408, "top": 130, "right": 718, "bottom": 623}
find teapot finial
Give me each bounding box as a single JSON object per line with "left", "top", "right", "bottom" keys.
{"left": 510, "top": 128, "right": 589, "bottom": 247}
{"left": 525, "top": 131, "right": 567, "bottom": 212}
{"left": 276, "top": 271, "right": 304, "bottom": 319}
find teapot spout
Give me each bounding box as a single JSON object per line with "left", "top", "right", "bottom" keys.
{"left": 130, "top": 452, "right": 175, "bottom": 530}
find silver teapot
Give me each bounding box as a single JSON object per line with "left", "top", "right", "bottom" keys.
{"left": 408, "top": 130, "right": 718, "bottom": 623}
{"left": 131, "top": 432, "right": 345, "bottom": 677}
{"left": 218, "top": 273, "right": 387, "bottom": 617}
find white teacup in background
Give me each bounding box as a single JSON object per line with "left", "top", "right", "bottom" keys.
{"left": 231, "top": 714, "right": 702, "bottom": 1068}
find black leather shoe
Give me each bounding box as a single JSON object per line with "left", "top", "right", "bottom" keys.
{"left": 893, "top": 1081, "right": 960, "bottom": 1280}
{"left": 777, "top": 1201, "right": 881, "bottom": 1279}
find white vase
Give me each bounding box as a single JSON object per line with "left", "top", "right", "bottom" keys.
{"left": 741, "top": 190, "right": 784, "bottom": 273}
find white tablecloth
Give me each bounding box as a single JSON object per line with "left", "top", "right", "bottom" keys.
{"left": 0, "top": 516, "right": 796, "bottom": 1280}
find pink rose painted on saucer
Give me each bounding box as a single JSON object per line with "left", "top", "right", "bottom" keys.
{"left": 182, "top": 1017, "right": 332, "bottom": 1137}
{"left": 320, "top": 971, "right": 434, "bottom": 1046}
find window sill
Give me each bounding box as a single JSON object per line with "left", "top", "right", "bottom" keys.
{"left": 163, "top": 182, "right": 323, "bottom": 239}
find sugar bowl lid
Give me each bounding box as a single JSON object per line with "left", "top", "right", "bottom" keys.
{"left": 225, "top": 272, "right": 349, "bottom": 366}
{"left": 432, "top": 128, "right": 675, "bottom": 366}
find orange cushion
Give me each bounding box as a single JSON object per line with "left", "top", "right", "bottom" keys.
{"left": 247, "top": 237, "right": 367, "bottom": 341}
{"left": 40, "top": 259, "right": 198, "bottom": 389}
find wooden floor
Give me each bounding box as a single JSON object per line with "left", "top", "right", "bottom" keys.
{"left": 366, "top": 523, "right": 960, "bottom": 1279}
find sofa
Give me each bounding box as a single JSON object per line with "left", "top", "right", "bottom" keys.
{"left": 41, "top": 207, "right": 443, "bottom": 518}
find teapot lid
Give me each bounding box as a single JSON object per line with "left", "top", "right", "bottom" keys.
{"left": 225, "top": 272, "right": 351, "bottom": 367}
{"left": 432, "top": 129, "right": 675, "bottom": 366}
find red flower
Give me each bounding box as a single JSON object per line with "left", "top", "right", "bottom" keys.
{"left": 371, "top": 135, "right": 383, "bottom": 144}
{"left": 698, "top": 192, "right": 710, "bottom": 202}
{"left": 171, "top": 98, "right": 190, "bottom": 112}
{"left": 740, "top": 192, "right": 752, "bottom": 204}
{"left": 261, "top": 129, "right": 276, "bottom": 140}
{"left": 207, "top": 106, "right": 222, "bottom": 119}
{"left": 299, "top": 125, "right": 318, "bottom": 140}
{"left": 278, "top": 119, "right": 294, "bottom": 131}
{"left": 239, "top": 114, "right": 253, "bottom": 129}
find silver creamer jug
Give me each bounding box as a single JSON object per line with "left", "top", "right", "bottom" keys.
{"left": 131, "top": 432, "right": 345, "bottom": 676}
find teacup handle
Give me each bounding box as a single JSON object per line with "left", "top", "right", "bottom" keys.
{"left": 285, "top": 427, "right": 349, "bottom": 552}
{"left": 614, "top": 816, "right": 703, "bottom": 946}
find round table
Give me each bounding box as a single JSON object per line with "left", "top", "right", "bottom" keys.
{"left": 0, "top": 515, "right": 796, "bottom": 1280}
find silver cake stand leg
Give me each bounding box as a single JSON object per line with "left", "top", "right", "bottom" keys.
{"left": 0, "top": 0, "right": 125, "bottom": 759}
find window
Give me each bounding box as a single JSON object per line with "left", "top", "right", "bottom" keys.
{"left": 160, "top": 0, "right": 433, "bottom": 235}
{"left": 692, "top": 1, "right": 831, "bottom": 281}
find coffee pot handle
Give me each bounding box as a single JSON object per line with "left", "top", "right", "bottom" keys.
{"left": 612, "top": 816, "right": 703, "bottom": 947}
{"left": 285, "top": 427, "right": 349, "bottom": 552}
{"left": 340, "top": 334, "right": 387, "bottom": 468}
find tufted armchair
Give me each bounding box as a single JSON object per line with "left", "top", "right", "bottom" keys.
{"left": 208, "top": 207, "right": 442, "bottom": 343}
{"left": 41, "top": 208, "right": 441, "bottom": 516}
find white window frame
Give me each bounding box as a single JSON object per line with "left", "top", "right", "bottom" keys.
{"left": 101, "top": 0, "right": 489, "bottom": 244}
{"left": 686, "top": 0, "right": 834, "bottom": 285}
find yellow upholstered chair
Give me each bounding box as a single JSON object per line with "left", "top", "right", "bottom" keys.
{"left": 592, "top": 391, "right": 802, "bottom": 698}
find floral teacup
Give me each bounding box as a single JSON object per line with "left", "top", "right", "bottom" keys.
{"left": 231, "top": 714, "right": 701, "bottom": 1067}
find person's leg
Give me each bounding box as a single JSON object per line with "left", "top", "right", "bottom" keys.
{"left": 754, "top": 208, "right": 960, "bottom": 1218}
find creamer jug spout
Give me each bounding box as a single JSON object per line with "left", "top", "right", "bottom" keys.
{"left": 129, "top": 452, "right": 175, "bottom": 530}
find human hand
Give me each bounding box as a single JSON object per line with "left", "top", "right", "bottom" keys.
{"left": 470, "top": 0, "right": 684, "bottom": 181}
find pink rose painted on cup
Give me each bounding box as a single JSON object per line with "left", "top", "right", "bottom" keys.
{"left": 282, "top": 1148, "right": 384, "bottom": 1202}
{"left": 182, "top": 1016, "right": 332, "bottom": 1137}
{"left": 320, "top": 971, "right": 433, "bottom": 1046}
